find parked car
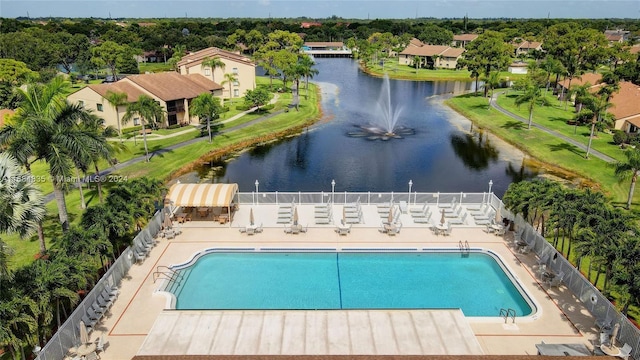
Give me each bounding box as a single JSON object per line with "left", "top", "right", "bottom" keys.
{"left": 102, "top": 75, "right": 117, "bottom": 83}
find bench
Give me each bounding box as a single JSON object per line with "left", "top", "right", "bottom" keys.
{"left": 139, "top": 128, "right": 152, "bottom": 135}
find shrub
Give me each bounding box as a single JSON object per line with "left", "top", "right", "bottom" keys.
{"left": 613, "top": 130, "right": 628, "bottom": 145}
{"left": 167, "top": 124, "right": 182, "bottom": 130}
{"left": 261, "top": 104, "right": 275, "bottom": 111}
{"left": 122, "top": 126, "right": 143, "bottom": 134}
{"left": 235, "top": 104, "right": 251, "bottom": 111}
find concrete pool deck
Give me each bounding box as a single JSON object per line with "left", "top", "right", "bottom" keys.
{"left": 84, "top": 204, "right": 603, "bottom": 359}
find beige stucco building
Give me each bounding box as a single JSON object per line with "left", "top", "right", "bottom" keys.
{"left": 399, "top": 40, "right": 465, "bottom": 69}
{"left": 67, "top": 72, "right": 223, "bottom": 132}
{"left": 177, "top": 47, "right": 256, "bottom": 100}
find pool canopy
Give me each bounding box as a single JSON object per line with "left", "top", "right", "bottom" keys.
{"left": 166, "top": 183, "right": 238, "bottom": 208}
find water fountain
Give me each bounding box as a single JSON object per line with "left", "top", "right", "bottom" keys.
{"left": 348, "top": 74, "right": 415, "bottom": 140}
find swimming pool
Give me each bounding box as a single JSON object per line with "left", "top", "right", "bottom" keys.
{"left": 167, "top": 251, "right": 534, "bottom": 317}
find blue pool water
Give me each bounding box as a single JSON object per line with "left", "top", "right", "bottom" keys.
{"left": 172, "top": 252, "right": 533, "bottom": 317}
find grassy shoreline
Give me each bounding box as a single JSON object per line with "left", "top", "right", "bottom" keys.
{"left": 445, "top": 93, "right": 630, "bottom": 206}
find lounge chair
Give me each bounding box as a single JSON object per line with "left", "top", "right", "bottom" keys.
{"left": 494, "top": 225, "right": 507, "bottom": 236}
{"left": 449, "top": 212, "right": 468, "bottom": 225}
{"left": 87, "top": 307, "right": 102, "bottom": 321}
{"left": 413, "top": 212, "right": 433, "bottom": 224}
{"left": 238, "top": 226, "right": 247, "bottom": 233}
{"left": 438, "top": 199, "right": 455, "bottom": 209}
{"left": 97, "top": 294, "right": 113, "bottom": 309}
{"left": 284, "top": 225, "right": 293, "bottom": 234}
{"left": 91, "top": 302, "right": 106, "bottom": 316}
{"left": 81, "top": 314, "right": 98, "bottom": 332}
{"left": 410, "top": 203, "right": 428, "bottom": 215}
{"left": 444, "top": 203, "right": 460, "bottom": 214}
{"left": 619, "top": 343, "right": 632, "bottom": 360}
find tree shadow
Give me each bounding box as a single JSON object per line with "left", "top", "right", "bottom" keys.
{"left": 549, "top": 116, "right": 572, "bottom": 124}
{"left": 501, "top": 121, "right": 525, "bottom": 130}
{"left": 549, "top": 142, "right": 584, "bottom": 157}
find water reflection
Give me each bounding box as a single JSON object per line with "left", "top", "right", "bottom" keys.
{"left": 450, "top": 130, "right": 499, "bottom": 171}
{"left": 505, "top": 158, "right": 541, "bottom": 183}
{"left": 185, "top": 58, "right": 540, "bottom": 195}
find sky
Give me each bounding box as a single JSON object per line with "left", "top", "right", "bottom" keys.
{"left": 1, "top": 0, "right": 639, "bottom": 19}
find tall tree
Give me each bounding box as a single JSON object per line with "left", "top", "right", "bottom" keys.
{"left": 613, "top": 147, "right": 640, "bottom": 210}
{"left": 122, "top": 95, "right": 165, "bottom": 162}
{"left": 296, "top": 54, "right": 319, "bottom": 99}
{"left": 513, "top": 78, "right": 551, "bottom": 129}
{"left": 190, "top": 93, "right": 222, "bottom": 143}
{"left": 0, "top": 77, "right": 110, "bottom": 233}
{"left": 0, "top": 153, "right": 45, "bottom": 265}
{"left": 460, "top": 31, "right": 513, "bottom": 97}
{"left": 104, "top": 90, "right": 129, "bottom": 142}
{"left": 221, "top": 73, "right": 239, "bottom": 104}
{"left": 201, "top": 56, "right": 225, "bottom": 83}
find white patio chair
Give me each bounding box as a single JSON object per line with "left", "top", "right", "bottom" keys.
{"left": 619, "top": 343, "right": 632, "bottom": 360}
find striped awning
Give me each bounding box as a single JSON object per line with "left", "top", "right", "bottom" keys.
{"left": 166, "top": 183, "right": 238, "bottom": 207}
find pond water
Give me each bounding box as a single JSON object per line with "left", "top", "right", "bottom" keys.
{"left": 185, "top": 58, "right": 541, "bottom": 196}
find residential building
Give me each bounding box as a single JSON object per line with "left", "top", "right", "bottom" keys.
{"left": 508, "top": 62, "right": 529, "bottom": 74}
{"left": 558, "top": 73, "right": 640, "bottom": 133}
{"left": 67, "top": 72, "right": 223, "bottom": 131}
{"left": 302, "top": 42, "right": 352, "bottom": 58}
{"left": 451, "top": 34, "right": 478, "bottom": 48}
{"left": 604, "top": 29, "right": 631, "bottom": 44}
{"left": 513, "top": 40, "right": 543, "bottom": 57}
{"left": 177, "top": 47, "right": 256, "bottom": 100}
{"left": 399, "top": 41, "right": 465, "bottom": 69}
{"left": 300, "top": 22, "right": 322, "bottom": 28}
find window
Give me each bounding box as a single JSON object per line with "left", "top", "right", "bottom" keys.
{"left": 96, "top": 103, "right": 103, "bottom": 112}
{"left": 204, "top": 68, "right": 211, "bottom": 76}
{"left": 78, "top": 100, "right": 84, "bottom": 107}
{"left": 233, "top": 81, "right": 239, "bottom": 86}
{"left": 232, "top": 67, "right": 238, "bottom": 74}
{"left": 233, "top": 89, "right": 239, "bottom": 97}
{"left": 133, "top": 118, "right": 140, "bottom": 126}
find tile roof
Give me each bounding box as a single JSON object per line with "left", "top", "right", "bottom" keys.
{"left": 400, "top": 45, "right": 464, "bottom": 58}
{"left": 87, "top": 81, "right": 147, "bottom": 103}
{"left": 560, "top": 74, "right": 640, "bottom": 121}
{"left": 516, "top": 41, "right": 543, "bottom": 50}
{"left": 409, "top": 38, "right": 425, "bottom": 47}
{"left": 608, "top": 81, "right": 640, "bottom": 120}
{"left": 606, "top": 34, "right": 623, "bottom": 42}
{"left": 177, "top": 47, "right": 255, "bottom": 68}
{"left": 124, "top": 72, "right": 223, "bottom": 102}
{"left": 453, "top": 34, "right": 478, "bottom": 41}
{"left": 629, "top": 45, "right": 640, "bottom": 55}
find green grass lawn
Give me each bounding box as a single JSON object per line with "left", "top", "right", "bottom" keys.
{"left": 446, "top": 93, "right": 631, "bottom": 205}
{"left": 3, "top": 80, "right": 320, "bottom": 270}
{"left": 363, "top": 60, "right": 527, "bottom": 82}
{"left": 139, "top": 62, "right": 173, "bottom": 73}
{"left": 495, "top": 91, "right": 626, "bottom": 162}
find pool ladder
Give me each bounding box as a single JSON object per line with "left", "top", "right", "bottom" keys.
{"left": 500, "top": 308, "right": 516, "bottom": 324}
{"left": 458, "top": 240, "right": 470, "bottom": 256}
{"left": 153, "top": 266, "right": 183, "bottom": 284}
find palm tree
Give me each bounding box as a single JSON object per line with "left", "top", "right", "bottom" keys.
{"left": 201, "top": 56, "right": 226, "bottom": 83}
{"left": 104, "top": 90, "right": 129, "bottom": 142}
{"left": 0, "top": 78, "right": 110, "bottom": 233}
{"left": 80, "top": 113, "right": 125, "bottom": 203}
{"left": 613, "top": 147, "right": 640, "bottom": 209}
{"left": 190, "top": 93, "right": 223, "bottom": 143}
{"left": 413, "top": 55, "right": 421, "bottom": 72}
{"left": 221, "top": 73, "right": 239, "bottom": 105}
{"left": 585, "top": 96, "right": 613, "bottom": 159}
{"left": 0, "top": 153, "right": 46, "bottom": 251}
{"left": 122, "top": 95, "right": 165, "bottom": 162}
{"left": 297, "top": 54, "right": 319, "bottom": 99}
{"left": 484, "top": 71, "right": 501, "bottom": 109}
{"left": 514, "top": 79, "right": 551, "bottom": 129}
{"left": 0, "top": 292, "right": 38, "bottom": 360}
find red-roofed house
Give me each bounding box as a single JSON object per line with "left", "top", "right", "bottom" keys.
{"left": 451, "top": 34, "right": 478, "bottom": 48}
{"left": 67, "top": 72, "right": 223, "bottom": 131}
{"left": 399, "top": 40, "right": 465, "bottom": 69}
{"left": 558, "top": 73, "right": 640, "bottom": 133}
{"left": 300, "top": 22, "right": 321, "bottom": 29}
{"left": 177, "top": 47, "right": 256, "bottom": 100}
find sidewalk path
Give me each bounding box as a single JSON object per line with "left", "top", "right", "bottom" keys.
{"left": 45, "top": 95, "right": 282, "bottom": 202}
{"left": 109, "top": 94, "right": 280, "bottom": 141}
{"left": 489, "top": 92, "right": 615, "bottom": 163}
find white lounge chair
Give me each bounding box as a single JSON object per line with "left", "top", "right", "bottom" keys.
{"left": 410, "top": 203, "right": 428, "bottom": 214}
{"left": 619, "top": 343, "right": 632, "bottom": 360}
{"left": 545, "top": 271, "right": 564, "bottom": 288}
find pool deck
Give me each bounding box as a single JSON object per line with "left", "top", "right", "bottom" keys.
{"left": 84, "top": 204, "right": 603, "bottom": 359}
